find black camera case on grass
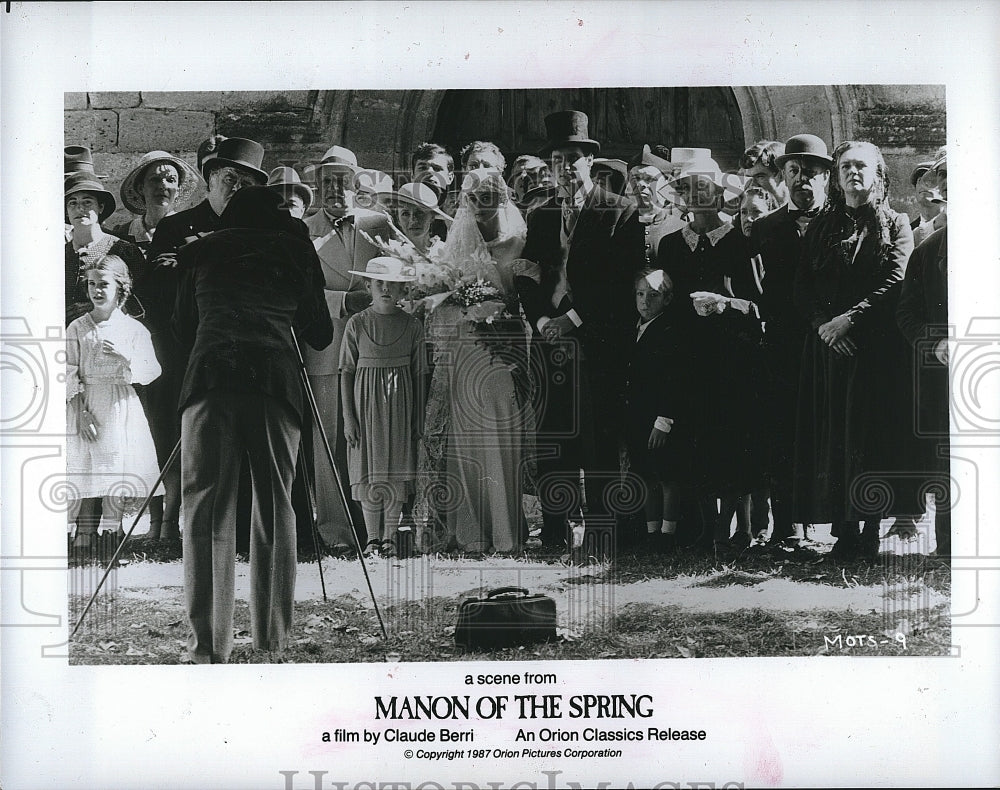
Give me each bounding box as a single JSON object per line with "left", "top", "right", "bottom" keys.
{"left": 455, "top": 587, "right": 557, "bottom": 650}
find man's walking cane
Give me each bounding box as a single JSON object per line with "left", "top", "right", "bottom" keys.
{"left": 291, "top": 330, "right": 388, "bottom": 641}
{"left": 71, "top": 439, "right": 181, "bottom": 639}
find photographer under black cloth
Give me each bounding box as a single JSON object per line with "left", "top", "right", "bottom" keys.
{"left": 172, "top": 187, "right": 333, "bottom": 664}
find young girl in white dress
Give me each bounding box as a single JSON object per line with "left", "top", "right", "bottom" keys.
{"left": 66, "top": 255, "right": 163, "bottom": 550}
{"left": 340, "top": 257, "right": 427, "bottom": 557}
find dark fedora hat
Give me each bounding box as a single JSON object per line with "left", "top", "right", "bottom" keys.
{"left": 774, "top": 134, "right": 832, "bottom": 167}
{"left": 64, "top": 145, "right": 107, "bottom": 178}
{"left": 64, "top": 172, "right": 117, "bottom": 222}
{"left": 538, "top": 110, "right": 600, "bottom": 158}
{"left": 201, "top": 137, "right": 267, "bottom": 183}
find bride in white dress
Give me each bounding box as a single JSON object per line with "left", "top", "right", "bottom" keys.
{"left": 419, "top": 169, "right": 535, "bottom": 553}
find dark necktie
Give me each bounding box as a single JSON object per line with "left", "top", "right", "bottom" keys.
{"left": 788, "top": 207, "right": 820, "bottom": 221}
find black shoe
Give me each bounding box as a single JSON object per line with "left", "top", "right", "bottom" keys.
{"left": 728, "top": 532, "right": 752, "bottom": 551}
{"left": 857, "top": 541, "right": 880, "bottom": 563}
{"left": 713, "top": 541, "right": 739, "bottom": 562}
{"left": 826, "top": 538, "right": 859, "bottom": 562}
{"left": 657, "top": 533, "right": 677, "bottom": 554}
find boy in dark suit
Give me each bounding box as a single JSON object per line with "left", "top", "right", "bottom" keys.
{"left": 622, "top": 269, "right": 692, "bottom": 552}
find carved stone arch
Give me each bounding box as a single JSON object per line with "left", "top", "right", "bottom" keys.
{"left": 310, "top": 90, "right": 354, "bottom": 145}
{"left": 731, "top": 86, "right": 779, "bottom": 145}
{"left": 825, "top": 85, "right": 859, "bottom": 144}
{"left": 395, "top": 90, "right": 447, "bottom": 175}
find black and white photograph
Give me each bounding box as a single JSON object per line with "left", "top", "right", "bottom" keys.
{"left": 59, "top": 83, "right": 954, "bottom": 667}
{"left": 2, "top": 2, "right": 999, "bottom": 789}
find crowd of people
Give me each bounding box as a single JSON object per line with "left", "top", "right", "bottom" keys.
{"left": 63, "top": 109, "right": 950, "bottom": 663}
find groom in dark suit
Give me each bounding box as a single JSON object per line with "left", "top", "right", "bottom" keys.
{"left": 515, "top": 110, "right": 644, "bottom": 559}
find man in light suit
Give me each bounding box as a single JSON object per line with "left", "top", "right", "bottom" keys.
{"left": 515, "top": 111, "right": 645, "bottom": 559}
{"left": 302, "top": 145, "right": 392, "bottom": 551}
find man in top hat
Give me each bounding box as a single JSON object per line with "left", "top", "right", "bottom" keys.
{"left": 301, "top": 144, "right": 392, "bottom": 552}
{"left": 173, "top": 186, "right": 333, "bottom": 664}
{"left": 747, "top": 133, "right": 833, "bottom": 554}
{"left": 515, "top": 110, "right": 645, "bottom": 558}
{"left": 135, "top": 137, "right": 268, "bottom": 543}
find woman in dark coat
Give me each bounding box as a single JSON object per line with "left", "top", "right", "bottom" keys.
{"left": 793, "top": 141, "right": 917, "bottom": 561}
{"left": 656, "top": 154, "right": 766, "bottom": 555}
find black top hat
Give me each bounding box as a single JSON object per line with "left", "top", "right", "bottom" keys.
{"left": 201, "top": 137, "right": 268, "bottom": 183}
{"left": 538, "top": 110, "right": 600, "bottom": 158}
{"left": 64, "top": 145, "right": 107, "bottom": 178}
{"left": 774, "top": 134, "right": 832, "bottom": 167}
{"left": 64, "top": 172, "right": 117, "bottom": 222}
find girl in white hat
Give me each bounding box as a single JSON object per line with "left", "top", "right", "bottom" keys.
{"left": 340, "top": 257, "right": 427, "bottom": 556}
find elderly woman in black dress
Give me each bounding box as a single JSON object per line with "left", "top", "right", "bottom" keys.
{"left": 793, "top": 141, "right": 917, "bottom": 561}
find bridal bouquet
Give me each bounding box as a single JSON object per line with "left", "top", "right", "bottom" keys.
{"left": 357, "top": 224, "right": 515, "bottom": 326}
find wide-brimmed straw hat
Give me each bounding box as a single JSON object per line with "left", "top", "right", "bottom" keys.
{"left": 201, "top": 137, "right": 267, "bottom": 182}
{"left": 64, "top": 172, "right": 116, "bottom": 222}
{"left": 266, "top": 166, "right": 313, "bottom": 210}
{"left": 538, "top": 110, "right": 601, "bottom": 158}
{"left": 119, "top": 150, "right": 202, "bottom": 214}
{"left": 774, "top": 134, "right": 833, "bottom": 167}
{"left": 387, "top": 182, "right": 453, "bottom": 222}
{"left": 64, "top": 145, "right": 107, "bottom": 178}
{"left": 349, "top": 256, "right": 417, "bottom": 282}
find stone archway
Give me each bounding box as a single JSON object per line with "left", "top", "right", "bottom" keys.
{"left": 421, "top": 87, "right": 750, "bottom": 171}
{"left": 316, "top": 85, "right": 861, "bottom": 180}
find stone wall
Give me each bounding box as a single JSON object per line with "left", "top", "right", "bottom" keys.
{"left": 851, "top": 85, "right": 946, "bottom": 222}
{"left": 64, "top": 90, "right": 324, "bottom": 230}
{"left": 65, "top": 86, "right": 945, "bottom": 229}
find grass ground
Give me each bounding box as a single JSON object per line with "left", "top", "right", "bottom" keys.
{"left": 68, "top": 533, "right": 951, "bottom": 665}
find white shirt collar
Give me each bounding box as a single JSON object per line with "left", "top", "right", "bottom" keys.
{"left": 681, "top": 222, "right": 733, "bottom": 252}
{"left": 636, "top": 312, "right": 662, "bottom": 339}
